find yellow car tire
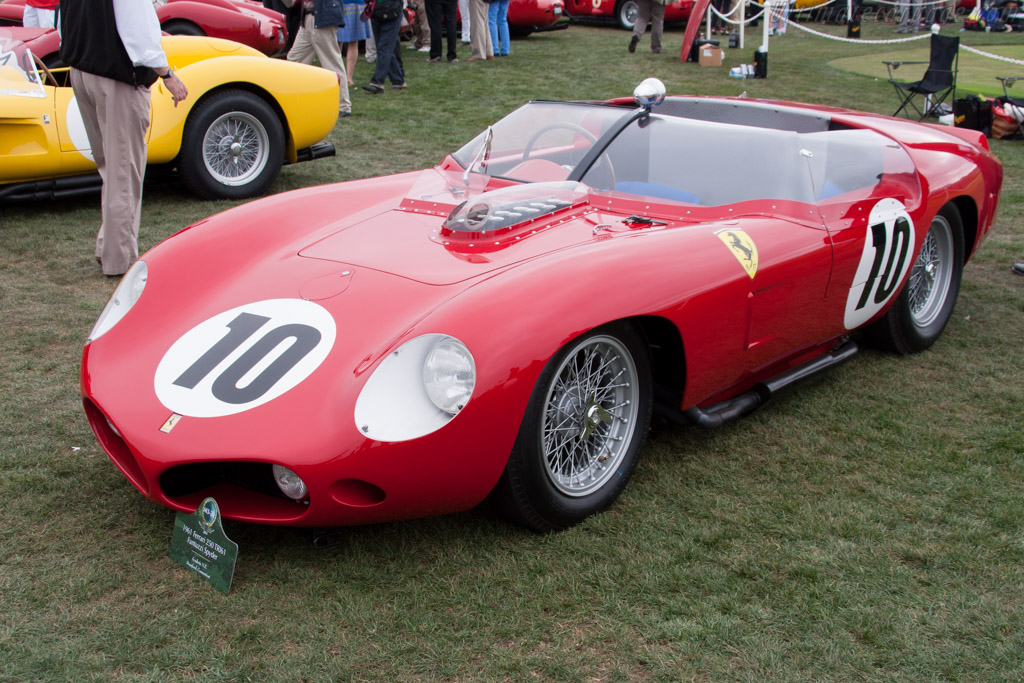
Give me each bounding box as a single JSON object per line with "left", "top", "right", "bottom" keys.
{"left": 179, "top": 89, "right": 285, "bottom": 200}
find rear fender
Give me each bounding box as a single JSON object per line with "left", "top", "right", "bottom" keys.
{"left": 147, "top": 55, "right": 339, "bottom": 164}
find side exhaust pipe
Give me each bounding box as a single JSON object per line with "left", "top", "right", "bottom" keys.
{"left": 682, "top": 341, "right": 859, "bottom": 429}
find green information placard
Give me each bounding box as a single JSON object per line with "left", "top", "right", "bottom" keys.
{"left": 169, "top": 497, "right": 238, "bottom": 595}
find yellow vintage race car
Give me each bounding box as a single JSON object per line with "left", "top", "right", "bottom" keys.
{"left": 0, "top": 30, "right": 339, "bottom": 200}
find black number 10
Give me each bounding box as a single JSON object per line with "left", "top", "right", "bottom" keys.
{"left": 855, "top": 216, "right": 911, "bottom": 312}
{"left": 173, "top": 312, "right": 322, "bottom": 405}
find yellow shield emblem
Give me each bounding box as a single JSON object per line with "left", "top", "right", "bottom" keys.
{"left": 715, "top": 229, "right": 758, "bottom": 279}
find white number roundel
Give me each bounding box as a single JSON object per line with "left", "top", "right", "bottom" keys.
{"left": 844, "top": 198, "right": 916, "bottom": 330}
{"left": 154, "top": 299, "right": 337, "bottom": 418}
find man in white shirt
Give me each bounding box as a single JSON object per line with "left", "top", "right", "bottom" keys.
{"left": 59, "top": 0, "right": 188, "bottom": 277}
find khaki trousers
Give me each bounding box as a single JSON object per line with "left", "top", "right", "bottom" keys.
{"left": 469, "top": 0, "right": 492, "bottom": 59}
{"left": 288, "top": 14, "right": 352, "bottom": 113}
{"left": 70, "top": 68, "right": 150, "bottom": 276}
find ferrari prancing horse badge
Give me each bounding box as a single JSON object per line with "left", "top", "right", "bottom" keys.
{"left": 715, "top": 228, "right": 758, "bottom": 280}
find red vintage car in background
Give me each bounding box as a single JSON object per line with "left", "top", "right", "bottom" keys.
{"left": 564, "top": 0, "right": 692, "bottom": 29}
{"left": 0, "top": 0, "right": 287, "bottom": 56}
{"left": 509, "top": 0, "right": 567, "bottom": 34}
{"left": 80, "top": 79, "right": 1002, "bottom": 535}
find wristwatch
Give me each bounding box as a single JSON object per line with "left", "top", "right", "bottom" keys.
{"left": 159, "top": 69, "right": 174, "bottom": 80}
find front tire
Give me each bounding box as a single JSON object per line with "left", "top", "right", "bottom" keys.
{"left": 867, "top": 203, "right": 964, "bottom": 354}
{"left": 495, "top": 322, "right": 653, "bottom": 532}
{"left": 179, "top": 90, "right": 285, "bottom": 200}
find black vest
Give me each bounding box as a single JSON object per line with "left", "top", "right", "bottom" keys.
{"left": 59, "top": 0, "right": 158, "bottom": 87}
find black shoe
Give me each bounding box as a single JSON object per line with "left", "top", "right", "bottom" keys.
{"left": 628, "top": 35, "right": 639, "bottom": 53}
{"left": 1013, "top": 263, "right": 1024, "bottom": 276}
{"left": 338, "top": 110, "right": 352, "bottom": 117}
{"left": 362, "top": 83, "right": 384, "bottom": 94}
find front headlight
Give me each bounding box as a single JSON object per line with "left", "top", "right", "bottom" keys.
{"left": 272, "top": 464, "right": 308, "bottom": 500}
{"left": 86, "top": 261, "right": 147, "bottom": 343}
{"left": 423, "top": 337, "right": 476, "bottom": 415}
{"left": 354, "top": 334, "right": 476, "bottom": 442}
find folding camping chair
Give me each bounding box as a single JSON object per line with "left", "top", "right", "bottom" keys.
{"left": 996, "top": 76, "right": 1024, "bottom": 137}
{"left": 884, "top": 33, "right": 959, "bottom": 120}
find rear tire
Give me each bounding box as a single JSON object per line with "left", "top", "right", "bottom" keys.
{"left": 615, "top": 0, "right": 639, "bottom": 30}
{"left": 179, "top": 90, "right": 285, "bottom": 200}
{"left": 866, "top": 203, "right": 964, "bottom": 354}
{"left": 494, "top": 322, "right": 652, "bottom": 532}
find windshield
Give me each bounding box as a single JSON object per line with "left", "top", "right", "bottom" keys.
{"left": 454, "top": 100, "right": 911, "bottom": 209}
{"left": 451, "top": 101, "right": 632, "bottom": 183}
{"left": 0, "top": 42, "right": 48, "bottom": 98}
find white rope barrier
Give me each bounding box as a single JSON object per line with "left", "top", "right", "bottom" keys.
{"left": 708, "top": 5, "right": 767, "bottom": 25}
{"left": 700, "top": 0, "right": 1024, "bottom": 76}
{"left": 782, "top": 16, "right": 933, "bottom": 42}
{"left": 961, "top": 44, "right": 1024, "bottom": 66}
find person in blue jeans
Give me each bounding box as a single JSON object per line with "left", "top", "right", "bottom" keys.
{"left": 488, "top": 0, "right": 510, "bottom": 56}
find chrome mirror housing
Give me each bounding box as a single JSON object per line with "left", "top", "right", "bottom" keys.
{"left": 633, "top": 78, "right": 666, "bottom": 111}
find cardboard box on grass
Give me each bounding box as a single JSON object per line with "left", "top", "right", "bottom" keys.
{"left": 699, "top": 44, "right": 724, "bottom": 67}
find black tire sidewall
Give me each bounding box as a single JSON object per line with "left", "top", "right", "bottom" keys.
{"left": 616, "top": 0, "right": 637, "bottom": 30}
{"left": 179, "top": 90, "right": 285, "bottom": 200}
{"left": 880, "top": 204, "right": 965, "bottom": 353}
{"left": 500, "top": 322, "right": 652, "bottom": 532}
{"left": 162, "top": 20, "right": 205, "bottom": 36}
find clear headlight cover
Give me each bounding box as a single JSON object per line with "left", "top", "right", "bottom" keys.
{"left": 354, "top": 334, "right": 476, "bottom": 442}
{"left": 423, "top": 337, "right": 476, "bottom": 415}
{"left": 86, "top": 261, "right": 148, "bottom": 343}
{"left": 272, "top": 464, "right": 308, "bottom": 500}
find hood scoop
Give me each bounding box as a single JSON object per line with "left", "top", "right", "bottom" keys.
{"left": 435, "top": 181, "right": 589, "bottom": 248}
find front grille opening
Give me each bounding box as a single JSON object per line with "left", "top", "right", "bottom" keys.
{"left": 161, "top": 462, "right": 289, "bottom": 500}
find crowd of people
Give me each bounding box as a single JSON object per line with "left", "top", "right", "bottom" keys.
{"left": 264, "top": 0, "right": 512, "bottom": 99}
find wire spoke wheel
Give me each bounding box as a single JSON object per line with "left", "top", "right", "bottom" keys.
{"left": 541, "top": 335, "right": 640, "bottom": 497}
{"left": 494, "top": 322, "right": 652, "bottom": 532}
{"left": 907, "top": 213, "right": 954, "bottom": 329}
{"left": 202, "top": 112, "right": 270, "bottom": 188}
{"left": 181, "top": 90, "right": 284, "bottom": 199}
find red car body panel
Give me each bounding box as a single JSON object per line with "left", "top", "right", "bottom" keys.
{"left": 564, "top": 0, "right": 693, "bottom": 24}
{"left": 509, "top": 0, "right": 566, "bottom": 31}
{"left": 158, "top": 0, "right": 287, "bottom": 55}
{"left": 80, "top": 95, "right": 1002, "bottom": 528}
{"left": 0, "top": 0, "right": 287, "bottom": 55}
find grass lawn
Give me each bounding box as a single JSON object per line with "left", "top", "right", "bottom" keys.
{"left": 831, "top": 43, "right": 1024, "bottom": 99}
{"left": 1, "top": 17, "right": 1023, "bottom": 681}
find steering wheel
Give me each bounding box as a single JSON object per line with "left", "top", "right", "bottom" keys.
{"left": 30, "top": 52, "right": 58, "bottom": 87}
{"left": 522, "top": 122, "right": 598, "bottom": 161}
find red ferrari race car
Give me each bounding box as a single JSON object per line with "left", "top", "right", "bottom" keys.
{"left": 564, "top": 0, "right": 692, "bottom": 30}
{"left": 81, "top": 79, "right": 1002, "bottom": 533}
{"left": 0, "top": 0, "right": 287, "bottom": 57}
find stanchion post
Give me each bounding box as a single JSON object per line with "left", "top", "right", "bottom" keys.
{"left": 739, "top": 0, "right": 746, "bottom": 49}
